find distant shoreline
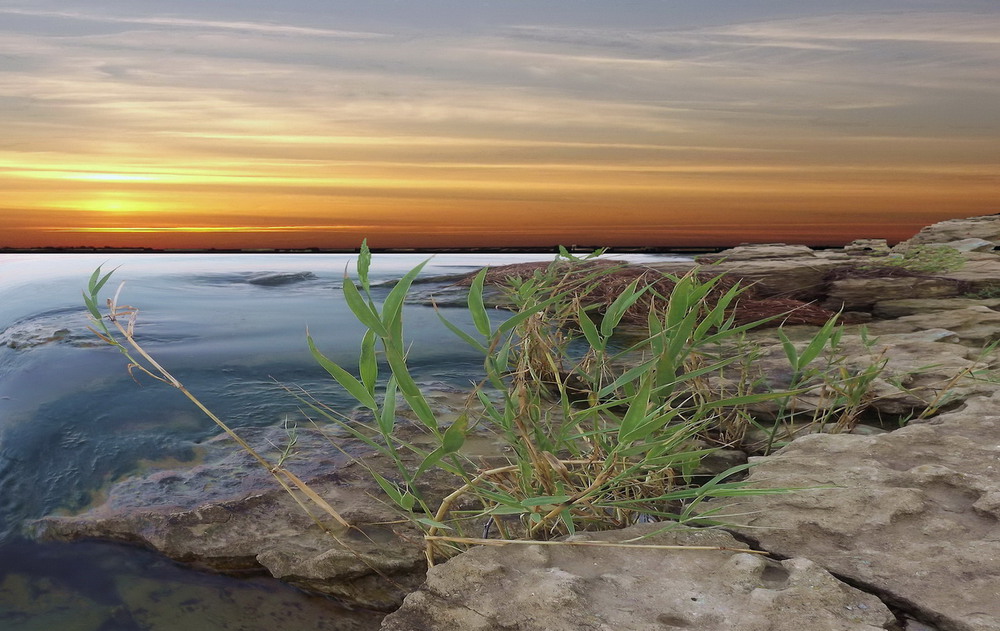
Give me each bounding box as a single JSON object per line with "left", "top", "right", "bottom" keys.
{"left": 0, "top": 244, "right": 819, "bottom": 255}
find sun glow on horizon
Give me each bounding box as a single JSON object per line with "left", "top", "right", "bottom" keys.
{"left": 1, "top": 4, "right": 998, "bottom": 249}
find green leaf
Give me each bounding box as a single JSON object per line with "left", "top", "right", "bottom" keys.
{"left": 359, "top": 329, "right": 378, "bottom": 393}
{"left": 618, "top": 377, "right": 653, "bottom": 443}
{"left": 381, "top": 258, "right": 431, "bottom": 343}
{"left": 82, "top": 291, "right": 102, "bottom": 321}
{"left": 370, "top": 469, "right": 407, "bottom": 507}
{"left": 577, "top": 307, "right": 605, "bottom": 351}
{"left": 307, "top": 334, "right": 378, "bottom": 411}
{"left": 442, "top": 413, "right": 468, "bottom": 454}
{"left": 88, "top": 265, "right": 117, "bottom": 296}
{"left": 378, "top": 377, "right": 398, "bottom": 436}
{"left": 384, "top": 344, "right": 439, "bottom": 432}
{"left": 467, "top": 268, "right": 492, "bottom": 337}
{"left": 520, "top": 495, "right": 572, "bottom": 507}
{"left": 560, "top": 510, "right": 576, "bottom": 536}
{"left": 415, "top": 517, "right": 452, "bottom": 530}
{"left": 489, "top": 504, "right": 529, "bottom": 515}
{"left": 665, "top": 275, "right": 694, "bottom": 329}
{"left": 414, "top": 445, "right": 445, "bottom": 478}
{"left": 797, "top": 315, "right": 840, "bottom": 369}
{"left": 342, "top": 277, "right": 389, "bottom": 337}
{"left": 692, "top": 281, "right": 740, "bottom": 341}
{"left": 600, "top": 279, "right": 645, "bottom": 338}
{"left": 777, "top": 328, "right": 798, "bottom": 368}
{"left": 436, "top": 309, "right": 488, "bottom": 353}
{"left": 619, "top": 408, "right": 679, "bottom": 446}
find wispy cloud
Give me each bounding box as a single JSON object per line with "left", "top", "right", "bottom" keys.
{"left": 0, "top": 8, "right": 389, "bottom": 39}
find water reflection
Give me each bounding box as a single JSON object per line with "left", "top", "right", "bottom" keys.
{"left": 0, "top": 539, "right": 383, "bottom": 630}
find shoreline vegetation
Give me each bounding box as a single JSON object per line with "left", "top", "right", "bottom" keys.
{"left": 82, "top": 241, "right": 967, "bottom": 557}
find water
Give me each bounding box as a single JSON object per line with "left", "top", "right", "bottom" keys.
{"left": 0, "top": 251, "right": 686, "bottom": 629}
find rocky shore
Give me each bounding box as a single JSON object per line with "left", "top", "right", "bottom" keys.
{"left": 35, "top": 214, "right": 1000, "bottom": 630}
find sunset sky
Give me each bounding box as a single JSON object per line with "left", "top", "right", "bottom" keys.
{"left": 1, "top": 1, "right": 998, "bottom": 249}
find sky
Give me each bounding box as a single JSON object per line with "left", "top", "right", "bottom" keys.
{"left": 1, "top": 1, "right": 998, "bottom": 250}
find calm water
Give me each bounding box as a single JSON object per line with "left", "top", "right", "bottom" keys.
{"left": 0, "top": 252, "right": 685, "bottom": 629}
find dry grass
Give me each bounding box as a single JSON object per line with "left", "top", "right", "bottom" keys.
{"left": 458, "top": 260, "right": 838, "bottom": 328}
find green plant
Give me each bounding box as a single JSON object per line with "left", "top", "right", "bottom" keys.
{"left": 87, "top": 251, "right": 894, "bottom": 567}
{"left": 861, "top": 244, "right": 965, "bottom": 274}
{"left": 302, "top": 245, "right": 861, "bottom": 563}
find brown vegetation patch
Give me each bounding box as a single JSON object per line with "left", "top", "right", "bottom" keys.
{"left": 460, "top": 261, "right": 838, "bottom": 328}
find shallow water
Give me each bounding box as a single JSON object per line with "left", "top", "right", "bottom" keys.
{"left": 0, "top": 252, "right": 685, "bottom": 629}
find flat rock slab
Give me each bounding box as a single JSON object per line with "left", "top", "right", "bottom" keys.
{"left": 33, "top": 426, "right": 432, "bottom": 611}
{"left": 703, "top": 392, "right": 1000, "bottom": 631}
{"left": 866, "top": 306, "right": 1000, "bottom": 347}
{"left": 380, "top": 523, "right": 895, "bottom": 631}
{"left": 873, "top": 298, "right": 1000, "bottom": 320}
{"left": 904, "top": 215, "right": 1000, "bottom": 246}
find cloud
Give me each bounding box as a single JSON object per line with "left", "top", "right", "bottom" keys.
{"left": 1, "top": 3, "right": 998, "bottom": 240}
{"left": 703, "top": 11, "right": 1000, "bottom": 45}
{"left": 0, "top": 7, "right": 389, "bottom": 39}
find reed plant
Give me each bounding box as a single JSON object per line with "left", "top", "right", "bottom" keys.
{"left": 84, "top": 250, "right": 897, "bottom": 566}
{"left": 301, "top": 245, "right": 867, "bottom": 563}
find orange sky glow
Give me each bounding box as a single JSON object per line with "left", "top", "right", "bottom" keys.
{"left": 2, "top": 4, "right": 998, "bottom": 250}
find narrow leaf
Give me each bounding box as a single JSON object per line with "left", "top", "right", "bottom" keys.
{"left": 618, "top": 377, "right": 653, "bottom": 443}
{"left": 467, "top": 268, "right": 492, "bottom": 337}
{"left": 600, "top": 279, "right": 645, "bottom": 337}
{"left": 577, "top": 307, "right": 605, "bottom": 351}
{"left": 777, "top": 328, "right": 798, "bottom": 368}
{"left": 442, "top": 413, "right": 468, "bottom": 454}
{"left": 416, "top": 517, "right": 453, "bottom": 530}
{"left": 378, "top": 377, "right": 398, "bottom": 436}
{"left": 381, "top": 258, "right": 431, "bottom": 342}
{"left": 370, "top": 469, "right": 406, "bottom": 507}
{"left": 414, "top": 446, "right": 445, "bottom": 478}
{"left": 359, "top": 329, "right": 378, "bottom": 394}
{"left": 436, "top": 309, "right": 488, "bottom": 353}
{"left": 342, "top": 277, "right": 389, "bottom": 337}
{"left": 797, "top": 315, "right": 840, "bottom": 369}
{"left": 307, "top": 334, "right": 377, "bottom": 411}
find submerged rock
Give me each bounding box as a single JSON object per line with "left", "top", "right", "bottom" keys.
{"left": 246, "top": 271, "right": 318, "bottom": 286}
{"left": 701, "top": 391, "right": 1000, "bottom": 631}
{"left": 381, "top": 522, "right": 895, "bottom": 631}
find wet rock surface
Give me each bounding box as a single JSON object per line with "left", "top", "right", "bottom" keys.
{"left": 34, "top": 425, "right": 431, "bottom": 611}
{"left": 381, "top": 523, "right": 895, "bottom": 631}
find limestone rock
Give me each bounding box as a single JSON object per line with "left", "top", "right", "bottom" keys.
{"left": 873, "top": 297, "right": 1000, "bottom": 319}
{"left": 380, "top": 523, "right": 895, "bottom": 631}
{"left": 866, "top": 306, "right": 1000, "bottom": 347}
{"left": 32, "top": 426, "right": 432, "bottom": 611}
{"left": 936, "top": 238, "right": 998, "bottom": 253}
{"left": 701, "top": 391, "right": 1000, "bottom": 631}
{"left": 698, "top": 243, "right": 821, "bottom": 260}
{"left": 824, "top": 277, "right": 962, "bottom": 312}
{"left": 845, "top": 239, "right": 891, "bottom": 256}
{"left": 904, "top": 214, "right": 1000, "bottom": 246}
{"left": 930, "top": 256, "right": 1000, "bottom": 294}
